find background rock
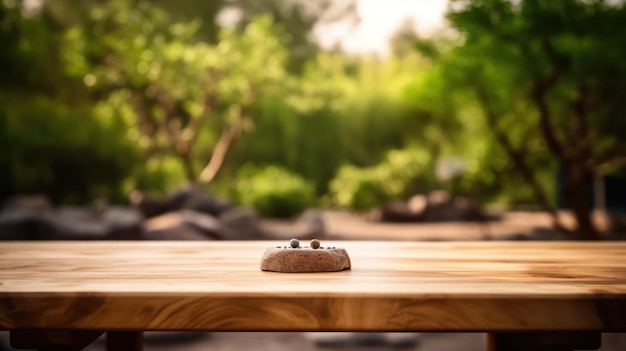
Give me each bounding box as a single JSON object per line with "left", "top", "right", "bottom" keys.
{"left": 0, "top": 195, "right": 54, "bottom": 240}
{"left": 142, "top": 210, "right": 222, "bottom": 240}
{"left": 219, "top": 207, "right": 264, "bottom": 240}
{"left": 131, "top": 186, "right": 233, "bottom": 219}
{"left": 0, "top": 210, "right": 50, "bottom": 240}
{"left": 102, "top": 207, "right": 143, "bottom": 240}
{"left": 379, "top": 201, "right": 423, "bottom": 223}
{"left": 292, "top": 209, "right": 326, "bottom": 239}
{"left": 49, "top": 207, "right": 109, "bottom": 240}
{"left": 2, "top": 194, "right": 54, "bottom": 216}
{"left": 372, "top": 191, "right": 486, "bottom": 224}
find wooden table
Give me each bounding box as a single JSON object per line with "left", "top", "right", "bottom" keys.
{"left": 1, "top": 241, "right": 625, "bottom": 351}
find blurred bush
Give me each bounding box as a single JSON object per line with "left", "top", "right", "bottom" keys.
{"left": 234, "top": 164, "right": 315, "bottom": 218}
{"left": 328, "top": 148, "right": 434, "bottom": 210}
{"left": 0, "top": 95, "right": 142, "bottom": 204}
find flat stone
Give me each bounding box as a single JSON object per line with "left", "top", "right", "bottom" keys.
{"left": 260, "top": 247, "right": 351, "bottom": 273}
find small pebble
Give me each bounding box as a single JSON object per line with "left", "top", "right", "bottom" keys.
{"left": 289, "top": 238, "right": 300, "bottom": 248}
{"left": 310, "top": 239, "right": 320, "bottom": 249}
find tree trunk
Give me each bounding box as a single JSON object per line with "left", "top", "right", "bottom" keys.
{"left": 572, "top": 198, "right": 598, "bottom": 240}
{"left": 510, "top": 151, "right": 567, "bottom": 232}
{"left": 179, "top": 148, "right": 197, "bottom": 184}
{"left": 567, "top": 164, "right": 599, "bottom": 240}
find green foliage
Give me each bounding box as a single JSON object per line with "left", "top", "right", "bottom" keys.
{"left": 328, "top": 148, "right": 434, "bottom": 210}
{"left": 0, "top": 95, "right": 142, "bottom": 203}
{"left": 228, "top": 52, "right": 433, "bottom": 197}
{"left": 133, "top": 156, "right": 189, "bottom": 196}
{"left": 62, "top": 0, "right": 293, "bottom": 187}
{"left": 0, "top": 1, "right": 143, "bottom": 203}
{"left": 446, "top": 0, "right": 626, "bottom": 155}
{"left": 440, "top": 0, "right": 626, "bottom": 212}
{"left": 233, "top": 164, "right": 315, "bottom": 218}
{"left": 3, "top": 0, "right": 624, "bottom": 221}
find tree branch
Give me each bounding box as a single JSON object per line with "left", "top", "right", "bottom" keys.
{"left": 531, "top": 38, "right": 570, "bottom": 164}
{"left": 572, "top": 84, "right": 590, "bottom": 142}
{"left": 154, "top": 89, "right": 197, "bottom": 182}
{"left": 198, "top": 121, "right": 242, "bottom": 183}
{"left": 184, "top": 84, "right": 219, "bottom": 150}
{"left": 129, "top": 88, "right": 155, "bottom": 137}
{"left": 156, "top": 90, "right": 179, "bottom": 149}
{"left": 591, "top": 145, "right": 626, "bottom": 171}
{"left": 475, "top": 83, "right": 570, "bottom": 233}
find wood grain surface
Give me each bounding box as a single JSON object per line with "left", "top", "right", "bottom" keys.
{"left": 0, "top": 241, "right": 625, "bottom": 332}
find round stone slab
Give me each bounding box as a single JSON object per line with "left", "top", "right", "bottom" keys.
{"left": 260, "top": 247, "right": 351, "bottom": 273}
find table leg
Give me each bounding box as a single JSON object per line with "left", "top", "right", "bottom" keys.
{"left": 487, "top": 331, "right": 601, "bottom": 351}
{"left": 106, "top": 331, "right": 143, "bottom": 351}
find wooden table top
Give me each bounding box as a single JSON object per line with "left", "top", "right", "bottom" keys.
{"left": 1, "top": 241, "right": 625, "bottom": 332}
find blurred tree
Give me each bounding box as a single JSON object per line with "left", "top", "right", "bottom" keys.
{"left": 443, "top": 0, "right": 626, "bottom": 239}
{"left": 63, "top": 0, "right": 291, "bottom": 185}
{"left": 149, "top": 0, "right": 223, "bottom": 42}
{"left": 390, "top": 19, "right": 421, "bottom": 57}
{"left": 228, "top": 50, "right": 431, "bottom": 196}
{"left": 226, "top": 0, "right": 358, "bottom": 73}
{"left": 0, "top": 0, "right": 142, "bottom": 203}
{"left": 42, "top": 0, "right": 357, "bottom": 72}
{"left": 0, "top": 0, "right": 444, "bottom": 209}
